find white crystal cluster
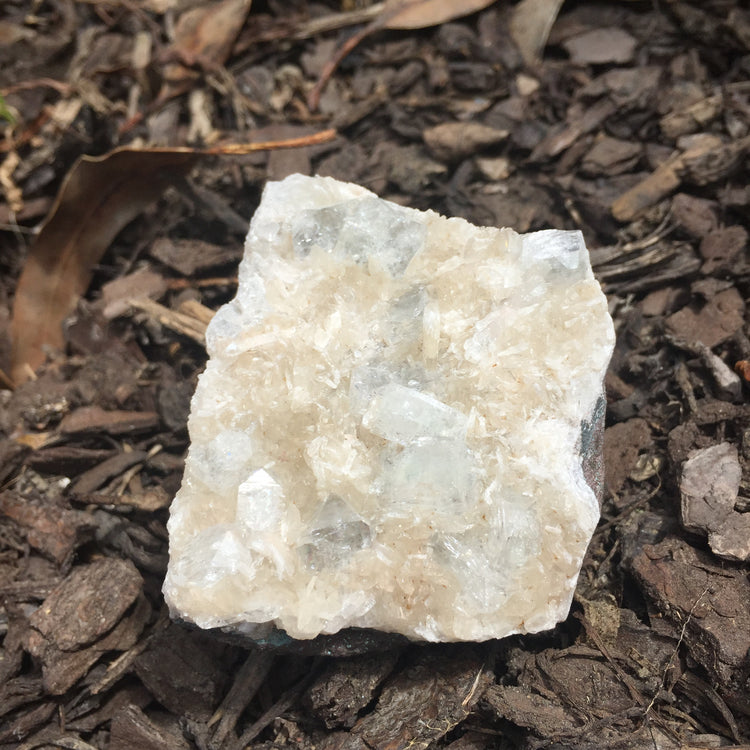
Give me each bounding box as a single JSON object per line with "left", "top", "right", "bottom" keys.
{"left": 164, "top": 174, "right": 615, "bottom": 642}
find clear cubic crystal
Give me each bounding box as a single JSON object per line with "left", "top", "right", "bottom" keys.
{"left": 361, "top": 384, "right": 468, "bottom": 445}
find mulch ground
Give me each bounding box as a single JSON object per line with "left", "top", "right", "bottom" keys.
{"left": 2, "top": 1, "right": 750, "bottom": 748}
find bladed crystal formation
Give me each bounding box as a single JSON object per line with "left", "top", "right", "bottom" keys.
{"left": 164, "top": 174, "right": 615, "bottom": 642}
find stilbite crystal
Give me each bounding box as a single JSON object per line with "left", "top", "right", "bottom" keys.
{"left": 164, "top": 174, "right": 615, "bottom": 643}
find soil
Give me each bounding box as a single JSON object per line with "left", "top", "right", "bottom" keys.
{"left": 2, "top": 1, "right": 750, "bottom": 748}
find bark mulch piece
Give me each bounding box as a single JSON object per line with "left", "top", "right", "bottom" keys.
{"left": 25, "top": 558, "right": 147, "bottom": 694}
{"left": 0, "top": 490, "right": 96, "bottom": 565}
{"left": 625, "top": 527, "right": 750, "bottom": 711}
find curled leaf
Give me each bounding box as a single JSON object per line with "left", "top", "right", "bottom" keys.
{"left": 10, "top": 129, "right": 337, "bottom": 385}
{"left": 10, "top": 148, "right": 198, "bottom": 385}
{"left": 160, "top": 0, "right": 253, "bottom": 101}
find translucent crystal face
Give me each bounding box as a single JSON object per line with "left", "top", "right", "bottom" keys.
{"left": 163, "top": 174, "right": 615, "bottom": 642}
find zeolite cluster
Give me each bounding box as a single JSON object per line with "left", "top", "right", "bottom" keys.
{"left": 163, "top": 174, "right": 615, "bottom": 642}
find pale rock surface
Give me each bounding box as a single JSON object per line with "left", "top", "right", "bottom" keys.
{"left": 164, "top": 174, "right": 615, "bottom": 642}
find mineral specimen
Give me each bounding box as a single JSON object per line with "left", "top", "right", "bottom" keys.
{"left": 163, "top": 174, "right": 615, "bottom": 642}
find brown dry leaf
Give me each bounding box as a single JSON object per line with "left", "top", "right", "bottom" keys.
{"left": 10, "top": 148, "right": 197, "bottom": 386}
{"left": 509, "top": 0, "right": 565, "bottom": 64}
{"left": 382, "top": 0, "right": 498, "bottom": 30}
{"left": 9, "top": 130, "right": 336, "bottom": 386}
{"left": 159, "top": 0, "right": 253, "bottom": 101}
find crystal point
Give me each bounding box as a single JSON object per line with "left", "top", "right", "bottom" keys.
{"left": 164, "top": 174, "right": 615, "bottom": 643}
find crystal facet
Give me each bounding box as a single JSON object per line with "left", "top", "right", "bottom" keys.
{"left": 164, "top": 174, "right": 615, "bottom": 642}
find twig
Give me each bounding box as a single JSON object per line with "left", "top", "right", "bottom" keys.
{"left": 166, "top": 276, "right": 238, "bottom": 291}
{"left": 129, "top": 297, "right": 209, "bottom": 346}
{"left": 293, "top": 4, "right": 385, "bottom": 38}
{"left": 461, "top": 665, "right": 485, "bottom": 708}
{"left": 643, "top": 587, "right": 708, "bottom": 720}
{"left": 231, "top": 661, "right": 322, "bottom": 749}
{"left": 209, "top": 652, "right": 275, "bottom": 748}
{"left": 573, "top": 612, "right": 647, "bottom": 708}
{"left": 114, "top": 443, "right": 163, "bottom": 496}
{"left": 205, "top": 129, "right": 337, "bottom": 154}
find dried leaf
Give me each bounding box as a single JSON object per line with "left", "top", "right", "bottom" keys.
{"left": 159, "top": 0, "right": 253, "bottom": 101}
{"left": 382, "top": 0, "right": 498, "bottom": 30}
{"left": 10, "top": 130, "right": 336, "bottom": 386}
{"left": 509, "top": 0, "right": 564, "bottom": 64}
{"left": 9, "top": 148, "right": 197, "bottom": 386}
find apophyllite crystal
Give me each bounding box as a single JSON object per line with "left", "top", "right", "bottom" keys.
{"left": 163, "top": 174, "right": 615, "bottom": 643}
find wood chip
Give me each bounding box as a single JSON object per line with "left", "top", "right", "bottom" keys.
{"left": 563, "top": 27, "right": 637, "bottom": 64}
{"left": 483, "top": 684, "right": 576, "bottom": 736}
{"left": 581, "top": 136, "right": 641, "bottom": 176}
{"left": 699, "top": 225, "right": 748, "bottom": 275}
{"left": 129, "top": 297, "right": 209, "bottom": 346}
{"left": 423, "top": 122, "right": 509, "bottom": 162}
{"left": 306, "top": 652, "right": 401, "bottom": 729}
{"left": 349, "top": 648, "right": 490, "bottom": 750}
{"left": 665, "top": 287, "right": 745, "bottom": 349}
{"left": 209, "top": 652, "right": 274, "bottom": 747}
{"left": 0, "top": 491, "right": 96, "bottom": 565}
{"left": 100, "top": 269, "right": 168, "bottom": 321}
{"left": 671, "top": 192, "right": 719, "bottom": 238}
{"left": 59, "top": 406, "right": 160, "bottom": 437}
{"left": 150, "top": 237, "right": 242, "bottom": 276}
{"left": 627, "top": 532, "right": 750, "bottom": 698}
{"left": 25, "top": 446, "right": 115, "bottom": 475}
{"left": 109, "top": 705, "right": 191, "bottom": 750}
{"left": 134, "top": 625, "right": 232, "bottom": 723}
{"left": 28, "top": 558, "right": 142, "bottom": 649}
{"left": 531, "top": 98, "right": 616, "bottom": 160}
{"left": 0, "top": 438, "right": 31, "bottom": 486}
{"left": 25, "top": 558, "right": 146, "bottom": 694}
{"left": 660, "top": 92, "right": 722, "bottom": 139}
{"left": 610, "top": 132, "right": 750, "bottom": 221}
{"left": 71, "top": 450, "right": 149, "bottom": 495}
